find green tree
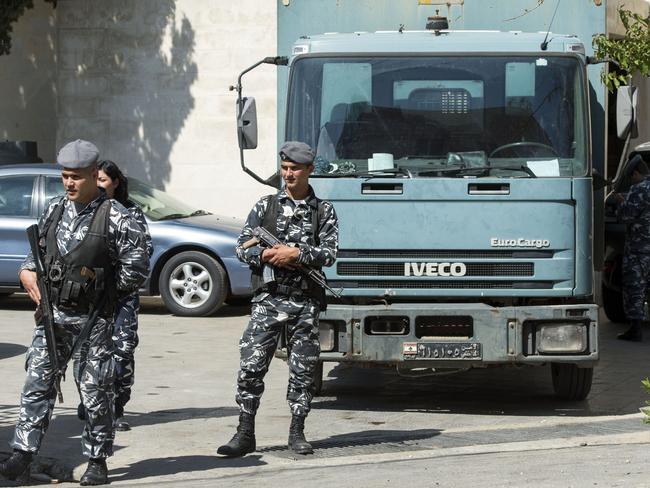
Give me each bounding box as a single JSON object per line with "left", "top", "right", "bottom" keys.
{"left": 593, "top": 7, "right": 650, "bottom": 91}
{"left": 0, "top": 0, "right": 56, "bottom": 56}
{"left": 642, "top": 378, "right": 650, "bottom": 424}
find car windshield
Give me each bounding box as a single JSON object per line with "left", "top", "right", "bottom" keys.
{"left": 129, "top": 178, "right": 208, "bottom": 221}
{"left": 286, "top": 55, "right": 588, "bottom": 178}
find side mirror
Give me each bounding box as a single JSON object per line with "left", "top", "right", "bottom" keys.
{"left": 237, "top": 97, "right": 258, "bottom": 150}
{"left": 616, "top": 86, "right": 638, "bottom": 140}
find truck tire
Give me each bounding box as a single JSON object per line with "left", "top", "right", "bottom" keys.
{"left": 551, "top": 364, "right": 593, "bottom": 401}
{"left": 602, "top": 285, "right": 626, "bottom": 323}
{"left": 159, "top": 251, "right": 227, "bottom": 317}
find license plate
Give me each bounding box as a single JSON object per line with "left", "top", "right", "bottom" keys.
{"left": 403, "top": 342, "right": 482, "bottom": 360}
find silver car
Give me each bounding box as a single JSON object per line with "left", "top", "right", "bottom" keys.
{"left": 0, "top": 164, "right": 251, "bottom": 316}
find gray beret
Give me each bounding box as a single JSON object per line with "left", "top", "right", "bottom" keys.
{"left": 56, "top": 139, "right": 99, "bottom": 169}
{"left": 279, "top": 141, "right": 315, "bottom": 165}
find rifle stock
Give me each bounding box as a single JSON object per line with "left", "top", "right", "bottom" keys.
{"left": 26, "top": 224, "right": 63, "bottom": 402}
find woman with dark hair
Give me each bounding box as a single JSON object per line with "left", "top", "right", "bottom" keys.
{"left": 84, "top": 159, "right": 153, "bottom": 431}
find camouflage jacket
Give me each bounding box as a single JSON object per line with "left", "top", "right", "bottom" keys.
{"left": 236, "top": 187, "right": 339, "bottom": 292}
{"left": 21, "top": 191, "right": 150, "bottom": 325}
{"left": 616, "top": 176, "right": 650, "bottom": 254}
{"left": 125, "top": 200, "right": 153, "bottom": 257}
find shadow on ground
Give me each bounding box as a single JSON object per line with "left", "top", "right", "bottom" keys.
{"left": 0, "top": 344, "right": 27, "bottom": 361}
{"left": 259, "top": 428, "right": 441, "bottom": 455}
{"left": 120, "top": 406, "right": 239, "bottom": 429}
{"left": 109, "top": 454, "right": 266, "bottom": 483}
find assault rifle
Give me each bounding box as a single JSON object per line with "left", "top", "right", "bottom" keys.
{"left": 26, "top": 224, "right": 64, "bottom": 402}
{"left": 244, "top": 226, "right": 342, "bottom": 299}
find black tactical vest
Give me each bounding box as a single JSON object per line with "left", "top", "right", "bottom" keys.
{"left": 250, "top": 194, "right": 327, "bottom": 307}
{"left": 43, "top": 199, "right": 116, "bottom": 315}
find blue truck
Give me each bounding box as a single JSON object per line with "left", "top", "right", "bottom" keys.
{"left": 232, "top": 1, "right": 642, "bottom": 400}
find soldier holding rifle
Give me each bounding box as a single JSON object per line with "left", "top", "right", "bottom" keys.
{"left": 218, "top": 141, "right": 339, "bottom": 457}
{"left": 0, "top": 140, "right": 149, "bottom": 486}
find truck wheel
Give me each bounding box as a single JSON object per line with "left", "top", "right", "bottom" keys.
{"left": 551, "top": 364, "right": 593, "bottom": 401}
{"left": 312, "top": 361, "right": 324, "bottom": 396}
{"left": 159, "top": 251, "right": 227, "bottom": 317}
{"left": 602, "top": 285, "right": 626, "bottom": 323}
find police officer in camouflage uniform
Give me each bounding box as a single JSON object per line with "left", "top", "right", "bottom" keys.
{"left": 218, "top": 141, "right": 338, "bottom": 457}
{"left": 0, "top": 140, "right": 150, "bottom": 486}
{"left": 615, "top": 155, "right": 650, "bottom": 342}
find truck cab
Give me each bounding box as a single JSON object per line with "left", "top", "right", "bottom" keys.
{"left": 235, "top": 29, "right": 598, "bottom": 400}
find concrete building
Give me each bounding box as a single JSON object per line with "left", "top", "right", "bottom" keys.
{"left": 1, "top": 0, "right": 276, "bottom": 218}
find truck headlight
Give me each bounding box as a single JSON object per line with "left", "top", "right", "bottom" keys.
{"left": 538, "top": 323, "right": 588, "bottom": 354}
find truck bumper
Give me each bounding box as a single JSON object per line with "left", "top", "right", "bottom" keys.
{"left": 308, "top": 303, "right": 598, "bottom": 368}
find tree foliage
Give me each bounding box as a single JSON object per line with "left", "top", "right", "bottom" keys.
{"left": 593, "top": 7, "right": 650, "bottom": 91}
{"left": 0, "top": 0, "right": 56, "bottom": 56}
{"left": 642, "top": 378, "right": 650, "bottom": 424}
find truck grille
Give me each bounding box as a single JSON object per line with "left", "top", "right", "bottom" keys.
{"left": 329, "top": 280, "right": 553, "bottom": 289}
{"left": 337, "top": 262, "right": 534, "bottom": 277}
{"left": 338, "top": 249, "right": 553, "bottom": 259}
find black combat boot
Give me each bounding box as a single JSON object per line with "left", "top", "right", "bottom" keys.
{"left": 617, "top": 320, "right": 643, "bottom": 342}
{"left": 0, "top": 449, "right": 32, "bottom": 480}
{"left": 79, "top": 458, "right": 108, "bottom": 486}
{"left": 114, "top": 399, "right": 130, "bottom": 432}
{"left": 217, "top": 412, "right": 256, "bottom": 457}
{"left": 288, "top": 415, "right": 313, "bottom": 455}
{"left": 77, "top": 402, "right": 86, "bottom": 421}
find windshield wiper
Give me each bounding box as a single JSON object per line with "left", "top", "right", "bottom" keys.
{"left": 322, "top": 167, "right": 413, "bottom": 178}
{"left": 158, "top": 213, "right": 188, "bottom": 221}
{"left": 189, "top": 209, "right": 211, "bottom": 216}
{"left": 418, "top": 165, "right": 536, "bottom": 178}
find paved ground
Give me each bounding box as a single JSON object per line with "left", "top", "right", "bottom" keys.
{"left": 0, "top": 294, "right": 649, "bottom": 487}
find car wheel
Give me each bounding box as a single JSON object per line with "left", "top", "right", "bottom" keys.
{"left": 551, "top": 364, "right": 593, "bottom": 401}
{"left": 602, "top": 284, "right": 626, "bottom": 323}
{"left": 159, "top": 251, "right": 227, "bottom": 317}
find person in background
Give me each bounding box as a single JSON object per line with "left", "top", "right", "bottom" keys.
{"left": 615, "top": 155, "right": 650, "bottom": 342}
{"left": 84, "top": 160, "right": 153, "bottom": 430}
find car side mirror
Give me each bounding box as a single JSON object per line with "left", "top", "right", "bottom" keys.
{"left": 616, "top": 86, "right": 638, "bottom": 140}
{"left": 237, "top": 97, "right": 258, "bottom": 150}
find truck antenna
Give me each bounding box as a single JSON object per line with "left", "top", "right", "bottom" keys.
{"left": 540, "top": 0, "right": 561, "bottom": 51}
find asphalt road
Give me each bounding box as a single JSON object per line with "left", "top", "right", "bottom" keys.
{"left": 0, "top": 294, "right": 649, "bottom": 487}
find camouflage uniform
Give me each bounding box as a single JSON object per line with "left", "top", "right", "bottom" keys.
{"left": 235, "top": 187, "right": 338, "bottom": 417}
{"left": 12, "top": 192, "right": 149, "bottom": 458}
{"left": 616, "top": 176, "right": 650, "bottom": 321}
{"left": 112, "top": 202, "right": 152, "bottom": 412}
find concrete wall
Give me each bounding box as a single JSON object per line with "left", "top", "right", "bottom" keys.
{"left": 57, "top": 0, "right": 277, "bottom": 218}
{"left": 0, "top": 2, "right": 57, "bottom": 160}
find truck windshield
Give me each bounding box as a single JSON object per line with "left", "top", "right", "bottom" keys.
{"left": 286, "top": 55, "right": 588, "bottom": 178}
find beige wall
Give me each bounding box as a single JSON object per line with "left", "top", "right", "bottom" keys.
{"left": 0, "top": 2, "right": 57, "bottom": 161}
{"left": 56, "top": 0, "right": 277, "bottom": 218}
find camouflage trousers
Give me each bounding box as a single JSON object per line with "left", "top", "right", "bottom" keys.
{"left": 112, "top": 294, "right": 140, "bottom": 410}
{"left": 236, "top": 293, "right": 320, "bottom": 417}
{"left": 11, "top": 318, "right": 116, "bottom": 458}
{"left": 622, "top": 252, "right": 650, "bottom": 321}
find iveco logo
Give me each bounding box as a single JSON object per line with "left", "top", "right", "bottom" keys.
{"left": 404, "top": 262, "right": 467, "bottom": 277}
{"left": 490, "top": 238, "right": 550, "bottom": 248}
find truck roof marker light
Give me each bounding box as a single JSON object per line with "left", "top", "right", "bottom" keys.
{"left": 566, "top": 43, "right": 585, "bottom": 55}
{"left": 292, "top": 45, "right": 309, "bottom": 55}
